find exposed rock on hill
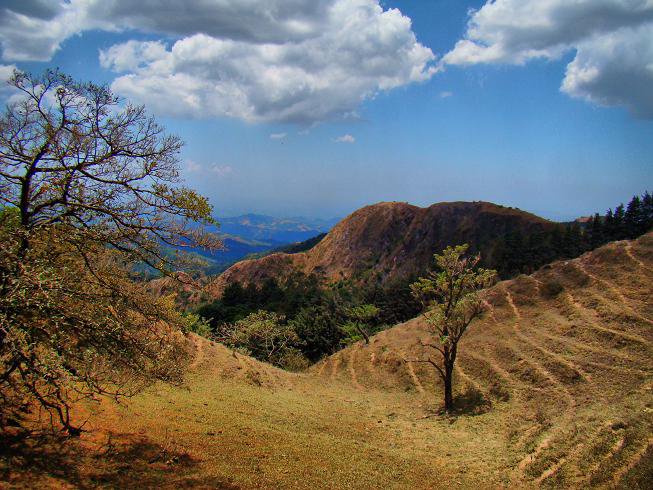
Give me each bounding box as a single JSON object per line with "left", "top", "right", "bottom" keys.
{"left": 207, "top": 201, "right": 554, "bottom": 298}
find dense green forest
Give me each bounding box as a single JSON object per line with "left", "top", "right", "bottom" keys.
{"left": 196, "top": 273, "right": 416, "bottom": 364}
{"left": 486, "top": 191, "right": 653, "bottom": 277}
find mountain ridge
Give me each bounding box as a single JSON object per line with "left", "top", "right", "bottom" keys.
{"left": 206, "top": 200, "right": 556, "bottom": 298}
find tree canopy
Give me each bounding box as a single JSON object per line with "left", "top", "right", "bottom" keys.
{"left": 411, "top": 244, "right": 496, "bottom": 412}
{"left": 0, "top": 70, "right": 220, "bottom": 434}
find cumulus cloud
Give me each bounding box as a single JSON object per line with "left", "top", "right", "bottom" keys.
{"left": 0, "top": 64, "right": 16, "bottom": 83}
{"left": 334, "top": 134, "right": 355, "bottom": 143}
{"left": 85, "top": 0, "right": 333, "bottom": 44}
{"left": 0, "top": 0, "right": 333, "bottom": 61}
{"left": 441, "top": 0, "right": 653, "bottom": 118}
{"left": 185, "top": 159, "right": 202, "bottom": 173}
{"left": 102, "top": 5, "right": 435, "bottom": 123}
{"left": 99, "top": 40, "right": 168, "bottom": 72}
{"left": 0, "top": 1, "right": 89, "bottom": 61}
{"left": 562, "top": 23, "right": 653, "bottom": 118}
{"left": 439, "top": 91, "right": 453, "bottom": 98}
{"left": 0, "top": 0, "right": 436, "bottom": 124}
{"left": 0, "top": 64, "right": 20, "bottom": 99}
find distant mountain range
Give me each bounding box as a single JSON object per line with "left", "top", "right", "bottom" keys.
{"left": 214, "top": 214, "right": 340, "bottom": 244}
{"left": 182, "top": 214, "right": 339, "bottom": 275}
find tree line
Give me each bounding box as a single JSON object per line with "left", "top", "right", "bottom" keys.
{"left": 490, "top": 191, "right": 652, "bottom": 277}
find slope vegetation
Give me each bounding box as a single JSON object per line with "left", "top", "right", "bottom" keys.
{"left": 207, "top": 201, "right": 554, "bottom": 297}
{"left": 3, "top": 235, "right": 651, "bottom": 489}
{"left": 313, "top": 232, "right": 653, "bottom": 487}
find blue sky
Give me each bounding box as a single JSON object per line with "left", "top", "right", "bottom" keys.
{"left": 1, "top": 0, "right": 651, "bottom": 221}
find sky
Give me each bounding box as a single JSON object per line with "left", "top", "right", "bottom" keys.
{"left": 1, "top": 0, "right": 652, "bottom": 222}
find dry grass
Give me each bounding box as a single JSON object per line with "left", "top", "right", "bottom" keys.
{"left": 2, "top": 234, "right": 652, "bottom": 488}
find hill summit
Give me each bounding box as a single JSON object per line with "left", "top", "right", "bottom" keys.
{"left": 206, "top": 200, "right": 554, "bottom": 298}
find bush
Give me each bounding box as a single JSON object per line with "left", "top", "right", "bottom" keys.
{"left": 278, "top": 348, "right": 311, "bottom": 372}
{"left": 182, "top": 312, "right": 212, "bottom": 338}
{"left": 218, "top": 311, "right": 301, "bottom": 368}
{"left": 540, "top": 279, "right": 564, "bottom": 299}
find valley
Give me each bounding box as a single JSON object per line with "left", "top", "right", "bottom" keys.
{"left": 179, "top": 214, "right": 336, "bottom": 276}
{"left": 5, "top": 233, "right": 651, "bottom": 488}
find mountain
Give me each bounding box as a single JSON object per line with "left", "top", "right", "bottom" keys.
{"left": 244, "top": 232, "right": 327, "bottom": 261}
{"left": 182, "top": 234, "right": 278, "bottom": 275}
{"left": 214, "top": 213, "right": 339, "bottom": 244}
{"left": 206, "top": 201, "right": 556, "bottom": 297}
{"left": 177, "top": 215, "right": 337, "bottom": 275}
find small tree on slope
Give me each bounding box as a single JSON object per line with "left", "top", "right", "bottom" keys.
{"left": 410, "top": 245, "right": 496, "bottom": 412}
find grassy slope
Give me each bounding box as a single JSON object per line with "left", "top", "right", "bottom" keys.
{"left": 2, "top": 234, "right": 652, "bottom": 489}
{"left": 313, "top": 232, "right": 653, "bottom": 488}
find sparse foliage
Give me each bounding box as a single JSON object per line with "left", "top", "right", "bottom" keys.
{"left": 182, "top": 312, "right": 213, "bottom": 338}
{"left": 217, "top": 310, "right": 306, "bottom": 369}
{"left": 341, "top": 304, "right": 379, "bottom": 344}
{"left": 0, "top": 70, "right": 221, "bottom": 434}
{"left": 410, "top": 244, "right": 496, "bottom": 412}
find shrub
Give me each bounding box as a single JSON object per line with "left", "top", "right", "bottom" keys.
{"left": 278, "top": 348, "right": 311, "bottom": 372}
{"left": 182, "top": 313, "right": 213, "bottom": 338}
{"left": 218, "top": 311, "right": 301, "bottom": 368}
{"left": 540, "top": 279, "right": 564, "bottom": 299}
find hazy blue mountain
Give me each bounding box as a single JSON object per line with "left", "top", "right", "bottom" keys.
{"left": 181, "top": 215, "right": 339, "bottom": 275}
{"left": 211, "top": 214, "right": 340, "bottom": 244}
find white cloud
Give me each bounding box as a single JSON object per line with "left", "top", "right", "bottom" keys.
{"left": 562, "top": 23, "right": 653, "bottom": 118}
{"left": 270, "top": 132, "right": 287, "bottom": 139}
{"left": 442, "top": 0, "right": 653, "bottom": 118}
{"left": 99, "top": 40, "right": 169, "bottom": 72}
{"left": 185, "top": 159, "right": 233, "bottom": 177}
{"left": 185, "top": 159, "right": 202, "bottom": 172}
{"left": 334, "top": 134, "right": 355, "bottom": 143}
{"left": 439, "top": 91, "right": 453, "bottom": 98}
{"left": 0, "top": 0, "right": 333, "bottom": 61}
{"left": 0, "top": 64, "right": 23, "bottom": 101}
{"left": 0, "top": 1, "right": 91, "bottom": 62}
{"left": 87, "top": 0, "right": 334, "bottom": 44}
{"left": 210, "top": 164, "right": 234, "bottom": 177}
{"left": 0, "top": 0, "right": 436, "bottom": 124}
{"left": 0, "top": 64, "right": 17, "bottom": 86}
{"left": 103, "top": 5, "right": 435, "bottom": 124}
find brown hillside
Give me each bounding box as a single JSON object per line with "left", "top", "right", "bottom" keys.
{"left": 7, "top": 235, "right": 650, "bottom": 489}
{"left": 311, "top": 232, "right": 653, "bottom": 487}
{"left": 206, "top": 200, "right": 553, "bottom": 297}
{"left": 148, "top": 272, "right": 205, "bottom": 305}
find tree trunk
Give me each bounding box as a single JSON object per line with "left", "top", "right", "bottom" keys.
{"left": 443, "top": 364, "right": 454, "bottom": 412}
{"left": 356, "top": 324, "right": 370, "bottom": 344}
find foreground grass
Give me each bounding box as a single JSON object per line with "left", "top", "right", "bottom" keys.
{"left": 103, "top": 372, "right": 517, "bottom": 489}
{"left": 2, "top": 363, "right": 522, "bottom": 489}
